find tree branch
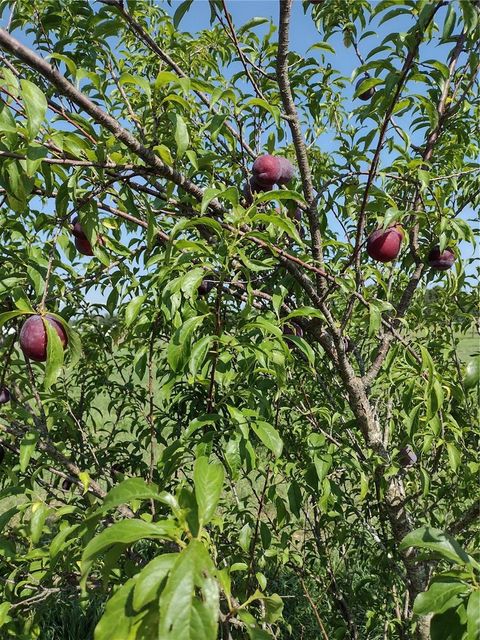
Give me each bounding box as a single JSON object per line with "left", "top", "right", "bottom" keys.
{"left": 276, "top": 0, "right": 325, "bottom": 293}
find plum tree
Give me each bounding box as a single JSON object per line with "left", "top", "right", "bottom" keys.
{"left": 19, "top": 315, "right": 68, "bottom": 362}
{"left": 428, "top": 246, "right": 456, "bottom": 270}
{"left": 366, "top": 226, "right": 404, "bottom": 262}
{"left": 0, "top": 2, "right": 478, "bottom": 639}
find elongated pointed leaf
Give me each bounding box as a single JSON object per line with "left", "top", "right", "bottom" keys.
{"left": 194, "top": 456, "right": 224, "bottom": 526}
{"left": 82, "top": 519, "right": 179, "bottom": 567}
{"left": 20, "top": 79, "right": 47, "bottom": 139}
{"left": 400, "top": 527, "right": 471, "bottom": 566}
{"left": 124, "top": 295, "right": 146, "bottom": 328}
{"left": 251, "top": 421, "right": 283, "bottom": 458}
{"left": 133, "top": 553, "right": 177, "bottom": 611}
{"left": 467, "top": 590, "right": 480, "bottom": 639}
{"left": 101, "top": 478, "right": 177, "bottom": 512}
{"left": 159, "top": 540, "right": 219, "bottom": 640}
{"left": 413, "top": 579, "right": 469, "bottom": 615}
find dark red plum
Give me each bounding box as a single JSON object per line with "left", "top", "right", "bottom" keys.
{"left": 75, "top": 235, "right": 94, "bottom": 256}
{"left": 277, "top": 158, "right": 295, "bottom": 185}
{"left": 198, "top": 279, "right": 214, "bottom": 296}
{"left": 283, "top": 323, "right": 304, "bottom": 338}
{"left": 19, "top": 314, "right": 68, "bottom": 362}
{"left": 252, "top": 155, "right": 282, "bottom": 187}
{"left": 366, "top": 226, "right": 404, "bottom": 263}
{"left": 428, "top": 246, "right": 455, "bottom": 271}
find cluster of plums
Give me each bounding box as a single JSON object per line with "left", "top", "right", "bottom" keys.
{"left": 243, "top": 154, "right": 295, "bottom": 204}
{"left": 366, "top": 225, "right": 455, "bottom": 270}
{"left": 72, "top": 218, "right": 104, "bottom": 256}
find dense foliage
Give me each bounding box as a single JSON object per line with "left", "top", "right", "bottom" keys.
{"left": 0, "top": 1, "right": 479, "bottom": 638}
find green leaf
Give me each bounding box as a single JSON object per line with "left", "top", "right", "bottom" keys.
{"left": 167, "top": 316, "right": 206, "bottom": 372}
{"left": 94, "top": 578, "right": 136, "bottom": 640}
{"left": 251, "top": 421, "right": 283, "bottom": 458}
{"left": 50, "top": 524, "right": 80, "bottom": 561}
{"left": 44, "top": 316, "right": 65, "bottom": 390}
{"left": 400, "top": 527, "right": 472, "bottom": 566}
{"left": 238, "top": 17, "right": 269, "bottom": 35}
{"left": 430, "top": 606, "right": 468, "bottom": 640}
{"left": 446, "top": 442, "right": 461, "bottom": 473}
{"left": 101, "top": 478, "right": 177, "bottom": 512}
{"left": 154, "top": 144, "right": 174, "bottom": 165}
{"left": 78, "top": 471, "right": 90, "bottom": 493}
{"left": 189, "top": 335, "right": 214, "bottom": 378}
{"left": 413, "top": 579, "right": 469, "bottom": 615}
{"left": 124, "top": 295, "right": 146, "bottom": 328}
{"left": 118, "top": 72, "right": 151, "bottom": 98}
{"left": 82, "top": 520, "right": 178, "bottom": 567}
{"left": 255, "top": 190, "right": 306, "bottom": 206}
{"left": 174, "top": 113, "right": 189, "bottom": 159}
{"left": 133, "top": 553, "right": 177, "bottom": 610}
{"left": 368, "top": 303, "right": 381, "bottom": 337}
{"left": 173, "top": 0, "right": 193, "bottom": 28}
{"left": 159, "top": 539, "right": 219, "bottom": 640}
{"left": 193, "top": 456, "right": 224, "bottom": 526}
{"left": 47, "top": 312, "right": 81, "bottom": 368}
{"left": 0, "top": 602, "right": 11, "bottom": 628}
{"left": 0, "top": 310, "right": 30, "bottom": 329}
{"left": 0, "top": 507, "right": 19, "bottom": 535}
{"left": 467, "top": 590, "right": 480, "bottom": 639}
{"left": 19, "top": 431, "right": 38, "bottom": 472}
{"left": 201, "top": 188, "right": 221, "bottom": 215}
{"left": 263, "top": 594, "right": 284, "bottom": 624}
{"left": 285, "top": 306, "right": 324, "bottom": 320}
{"left": 245, "top": 98, "right": 281, "bottom": 127}
{"left": 30, "top": 502, "right": 50, "bottom": 545}
{"left": 252, "top": 213, "right": 303, "bottom": 245}
{"left": 20, "top": 79, "right": 47, "bottom": 139}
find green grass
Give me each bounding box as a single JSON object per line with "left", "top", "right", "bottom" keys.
{"left": 456, "top": 333, "right": 479, "bottom": 362}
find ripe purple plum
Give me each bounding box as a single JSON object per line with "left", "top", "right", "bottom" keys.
{"left": 19, "top": 314, "right": 68, "bottom": 362}
{"left": 252, "top": 155, "right": 282, "bottom": 187}
{"left": 277, "top": 158, "right": 295, "bottom": 185}
{"left": 366, "top": 226, "right": 404, "bottom": 263}
{"left": 283, "top": 322, "right": 304, "bottom": 338}
{"left": 428, "top": 246, "right": 455, "bottom": 271}
{"left": 71, "top": 218, "right": 104, "bottom": 256}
